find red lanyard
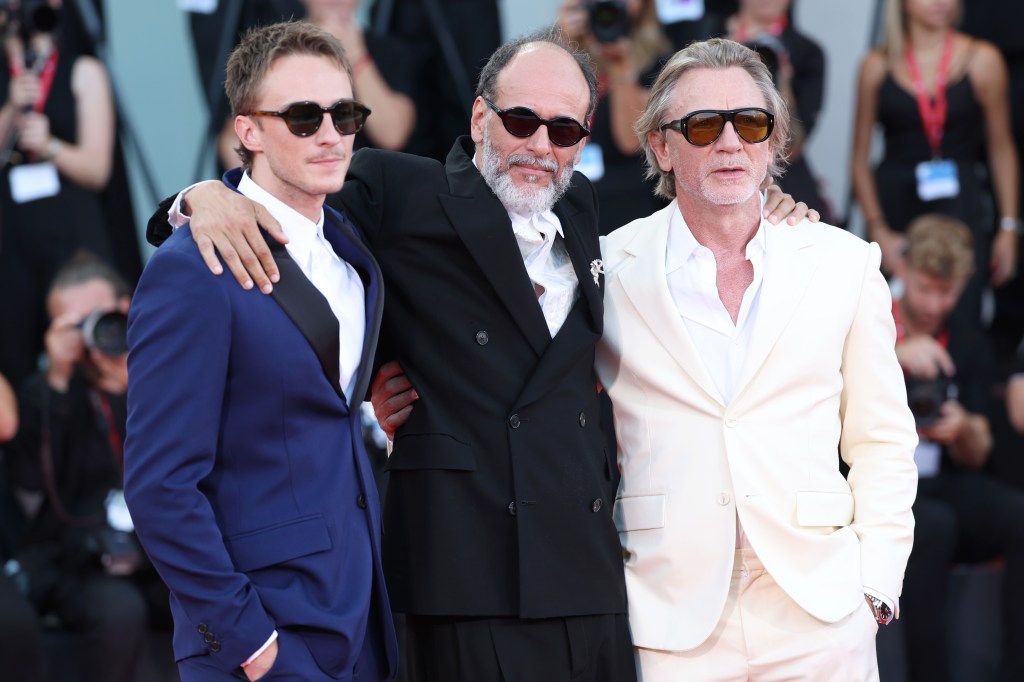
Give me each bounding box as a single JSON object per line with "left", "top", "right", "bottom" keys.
{"left": 9, "top": 49, "right": 60, "bottom": 113}
{"left": 904, "top": 32, "right": 954, "bottom": 158}
{"left": 94, "top": 390, "right": 124, "bottom": 471}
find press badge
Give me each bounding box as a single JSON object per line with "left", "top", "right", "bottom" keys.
{"left": 9, "top": 162, "right": 60, "bottom": 203}
{"left": 575, "top": 143, "right": 605, "bottom": 182}
{"left": 915, "top": 159, "right": 959, "bottom": 201}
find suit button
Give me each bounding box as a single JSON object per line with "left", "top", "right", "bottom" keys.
{"left": 725, "top": 417, "right": 738, "bottom": 428}
{"left": 578, "top": 412, "right": 586, "bottom": 427}
{"left": 203, "top": 632, "right": 215, "bottom": 643}
{"left": 210, "top": 641, "right": 221, "bottom": 653}
{"left": 357, "top": 494, "right": 367, "bottom": 509}
{"left": 591, "top": 498, "right": 603, "bottom": 512}
{"left": 508, "top": 501, "right": 517, "bottom": 516}
{"left": 197, "top": 623, "right": 208, "bottom": 634}
{"left": 475, "top": 330, "right": 489, "bottom": 346}
{"left": 509, "top": 414, "right": 521, "bottom": 429}
{"left": 718, "top": 492, "right": 731, "bottom": 505}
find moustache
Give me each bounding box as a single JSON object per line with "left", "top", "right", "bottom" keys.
{"left": 505, "top": 154, "right": 558, "bottom": 173}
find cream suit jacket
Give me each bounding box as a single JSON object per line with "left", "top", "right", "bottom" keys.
{"left": 595, "top": 203, "right": 918, "bottom": 652}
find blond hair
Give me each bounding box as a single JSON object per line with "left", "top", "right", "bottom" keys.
{"left": 904, "top": 213, "right": 974, "bottom": 281}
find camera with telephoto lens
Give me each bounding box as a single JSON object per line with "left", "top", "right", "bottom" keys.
{"left": 588, "top": 0, "right": 631, "bottom": 44}
{"left": 905, "top": 376, "right": 953, "bottom": 428}
{"left": 77, "top": 310, "right": 129, "bottom": 356}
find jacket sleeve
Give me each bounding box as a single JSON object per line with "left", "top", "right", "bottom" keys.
{"left": 838, "top": 241, "right": 918, "bottom": 610}
{"left": 124, "top": 239, "right": 275, "bottom": 671}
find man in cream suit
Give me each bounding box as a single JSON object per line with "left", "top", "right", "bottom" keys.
{"left": 595, "top": 38, "right": 918, "bottom": 681}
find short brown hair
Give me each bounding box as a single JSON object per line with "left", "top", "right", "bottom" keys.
{"left": 904, "top": 213, "right": 974, "bottom": 281}
{"left": 225, "top": 21, "right": 353, "bottom": 168}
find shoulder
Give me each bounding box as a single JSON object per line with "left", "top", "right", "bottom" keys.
{"left": 349, "top": 147, "right": 443, "bottom": 181}
{"left": 601, "top": 204, "right": 673, "bottom": 262}
{"left": 70, "top": 54, "right": 110, "bottom": 94}
{"left": 965, "top": 37, "right": 1008, "bottom": 82}
{"left": 858, "top": 49, "right": 888, "bottom": 86}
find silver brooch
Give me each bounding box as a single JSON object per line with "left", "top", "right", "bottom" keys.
{"left": 590, "top": 258, "right": 604, "bottom": 286}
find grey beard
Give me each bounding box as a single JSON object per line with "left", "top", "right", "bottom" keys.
{"left": 480, "top": 123, "right": 574, "bottom": 216}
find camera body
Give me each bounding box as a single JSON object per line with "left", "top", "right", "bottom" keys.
{"left": 588, "top": 0, "right": 631, "bottom": 44}
{"left": 743, "top": 32, "right": 787, "bottom": 83}
{"left": 905, "top": 375, "right": 955, "bottom": 428}
{"left": 78, "top": 310, "right": 129, "bottom": 356}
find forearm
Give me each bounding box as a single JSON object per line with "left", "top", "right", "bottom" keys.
{"left": 0, "top": 373, "right": 16, "bottom": 442}
{"left": 48, "top": 135, "right": 112, "bottom": 190}
{"left": 987, "top": 135, "right": 1020, "bottom": 223}
{"left": 355, "top": 63, "right": 416, "bottom": 151}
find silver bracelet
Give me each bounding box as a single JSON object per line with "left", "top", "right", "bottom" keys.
{"left": 999, "top": 216, "right": 1021, "bottom": 233}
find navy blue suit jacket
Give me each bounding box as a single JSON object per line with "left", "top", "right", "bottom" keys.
{"left": 125, "top": 171, "right": 396, "bottom": 680}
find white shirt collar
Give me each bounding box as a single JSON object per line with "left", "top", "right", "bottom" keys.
{"left": 238, "top": 172, "right": 326, "bottom": 265}
{"left": 666, "top": 194, "right": 767, "bottom": 274}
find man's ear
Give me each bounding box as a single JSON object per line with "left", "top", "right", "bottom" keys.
{"left": 235, "top": 115, "right": 263, "bottom": 156}
{"left": 470, "top": 97, "right": 488, "bottom": 147}
{"left": 648, "top": 130, "right": 672, "bottom": 173}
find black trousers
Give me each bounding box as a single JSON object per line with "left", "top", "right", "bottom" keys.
{"left": 0, "top": 573, "right": 46, "bottom": 681}
{"left": 402, "top": 613, "right": 636, "bottom": 682}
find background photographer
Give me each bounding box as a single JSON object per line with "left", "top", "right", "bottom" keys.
{"left": 893, "top": 213, "right": 1024, "bottom": 681}
{"left": 557, "top": 0, "right": 672, "bottom": 233}
{"left": 4, "top": 252, "right": 168, "bottom": 682}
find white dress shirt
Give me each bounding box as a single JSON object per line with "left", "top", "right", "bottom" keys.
{"left": 509, "top": 210, "right": 578, "bottom": 337}
{"left": 237, "top": 173, "right": 366, "bottom": 399}
{"left": 665, "top": 202, "right": 766, "bottom": 549}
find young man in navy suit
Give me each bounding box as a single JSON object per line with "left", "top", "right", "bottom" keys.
{"left": 124, "top": 22, "right": 396, "bottom": 681}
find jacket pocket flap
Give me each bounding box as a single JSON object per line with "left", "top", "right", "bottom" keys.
{"left": 796, "top": 490, "right": 854, "bottom": 527}
{"left": 387, "top": 433, "right": 477, "bottom": 471}
{"left": 614, "top": 494, "right": 666, "bottom": 532}
{"left": 224, "top": 514, "right": 332, "bottom": 572}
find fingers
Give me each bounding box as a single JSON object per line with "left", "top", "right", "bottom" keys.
{"left": 370, "top": 360, "right": 406, "bottom": 394}
{"left": 380, "top": 405, "right": 413, "bottom": 440}
{"left": 208, "top": 230, "right": 256, "bottom": 291}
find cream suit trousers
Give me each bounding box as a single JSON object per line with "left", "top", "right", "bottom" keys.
{"left": 634, "top": 549, "right": 880, "bottom": 682}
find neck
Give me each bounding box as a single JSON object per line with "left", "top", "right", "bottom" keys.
{"left": 677, "top": 195, "right": 761, "bottom": 255}
{"left": 249, "top": 165, "right": 324, "bottom": 224}
{"left": 907, "top": 22, "right": 948, "bottom": 53}
{"left": 897, "top": 300, "right": 941, "bottom": 338}
{"left": 735, "top": 10, "right": 775, "bottom": 37}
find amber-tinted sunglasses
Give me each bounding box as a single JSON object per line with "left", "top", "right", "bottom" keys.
{"left": 484, "top": 98, "right": 590, "bottom": 147}
{"left": 249, "top": 99, "right": 371, "bottom": 137}
{"left": 660, "top": 108, "right": 774, "bottom": 147}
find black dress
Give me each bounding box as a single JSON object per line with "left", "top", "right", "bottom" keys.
{"left": 0, "top": 51, "right": 114, "bottom": 390}
{"left": 875, "top": 69, "right": 992, "bottom": 327}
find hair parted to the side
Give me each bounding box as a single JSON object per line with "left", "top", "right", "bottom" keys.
{"left": 904, "top": 213, "right": 974, "bottom": 281}
{"left": 50, "top": 251, "right": 132, "bottom": 299}
{"left": 635, "top": 38, "right": 791, "bottom": 200}
{"left": 475, "top": 25, "right": 599, "bottom": 125}
{"left": 880, "top": 0, "right": 962, "bottom": 64}
{"left": 225, "top": 21, "right": 353, "bottom": 169}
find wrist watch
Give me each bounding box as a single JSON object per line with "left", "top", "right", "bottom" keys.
{"left": 864, "top": 594, "right": 894, "bottom": 625}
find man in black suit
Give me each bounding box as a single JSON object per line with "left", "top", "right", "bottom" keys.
{"left": 150, "top": 26, "right": 808, "bottom": 680}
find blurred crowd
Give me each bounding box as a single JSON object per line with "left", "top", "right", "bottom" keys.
{"left": 1, "top": 0, "right": 1024, "bottom": 680}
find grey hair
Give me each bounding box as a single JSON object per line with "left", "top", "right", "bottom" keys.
{"left": 635, "top": 38, "right": 791, "bottom": 200}
{"left": 475, "top": 25, "right": 598, "bottom": 124}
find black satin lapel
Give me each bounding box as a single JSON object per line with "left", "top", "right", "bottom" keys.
{"left": 557, "top": 206, "right": 604, "bottom": 335}
{"left": 267, "top": 241, "right": 346, "bottom": 402}
{"left": 439, "top": 194, "right": 551, "bottom": 357}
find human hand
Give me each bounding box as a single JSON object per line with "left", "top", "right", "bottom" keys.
{"left": 185, "top": 181, "right": 287, "bottom": 294}
{"left": 243, "top": 639, "right": 278, "bottom": 681}
{"left": 44, "top": 311, "right": 86, "bottom": 392}
{"left": 370, "top": 361, "right": 418, "bottom": 439}
{"left": 557, "top": 0, "right": 590, "bottom": 43}
{"left": 8, "top": 72, "right": 40, "bottom": 110}
{"left": 873, "top": 225, "right": 906, "bottom": 279}
{"left": 18, "top": 111, "right": 51, "bottom": 156}
{"left": 990, "top": 229, "right": 1018, "bottom": 287}
{"left": 895, "top": 335, "right": 955, "bottom": 380}
{"left": 90, "top": 350, "right": 128, "bottom": 395}
{"left": 762, "top": 185, "right": 820, "bottom": 225}
{"left": 919, "top": 400, "right": 967, "bottom": 445}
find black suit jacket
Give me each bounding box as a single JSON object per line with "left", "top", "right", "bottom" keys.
{"left": 147, "top": 138, "right": 627, "bottom": 620}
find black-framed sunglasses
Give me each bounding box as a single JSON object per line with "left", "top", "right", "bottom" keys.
{"left": 484, "top": 98, "right": 590, "bottom": 147}
{"left": 660, "top": 108, "right": 774, "bottom": 147}
{"left": 248, "top": 99, "right": 372, "bottom": 137}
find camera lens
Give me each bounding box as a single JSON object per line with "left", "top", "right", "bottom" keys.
{"left": 589, "top": 0, "right": 630, "bottom": 44}
{"left": 79, "top": 310, "right": 129, "bottom": 356}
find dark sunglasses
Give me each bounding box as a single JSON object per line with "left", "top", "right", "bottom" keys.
{"left": 248, "top": 99, "right": 371, "bottom": 137}
{"left": 660, "top": 108, "right": 774, "bottom": 147}
{"left": 484, "top": 98, "right": 590, "bottom": 147}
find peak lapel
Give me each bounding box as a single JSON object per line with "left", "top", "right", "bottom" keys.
{"left": 617, "top": 210, "right": 724, "bottom": 406}
{"left": 734, "top": 224, "right": 817, "bottom": 398}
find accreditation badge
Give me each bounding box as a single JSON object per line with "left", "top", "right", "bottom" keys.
{"left": 575, "top": 143, "right": 605, "bottom": 182}
{"left": 915, "top": 159, "right": 959, "bottom": 202}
